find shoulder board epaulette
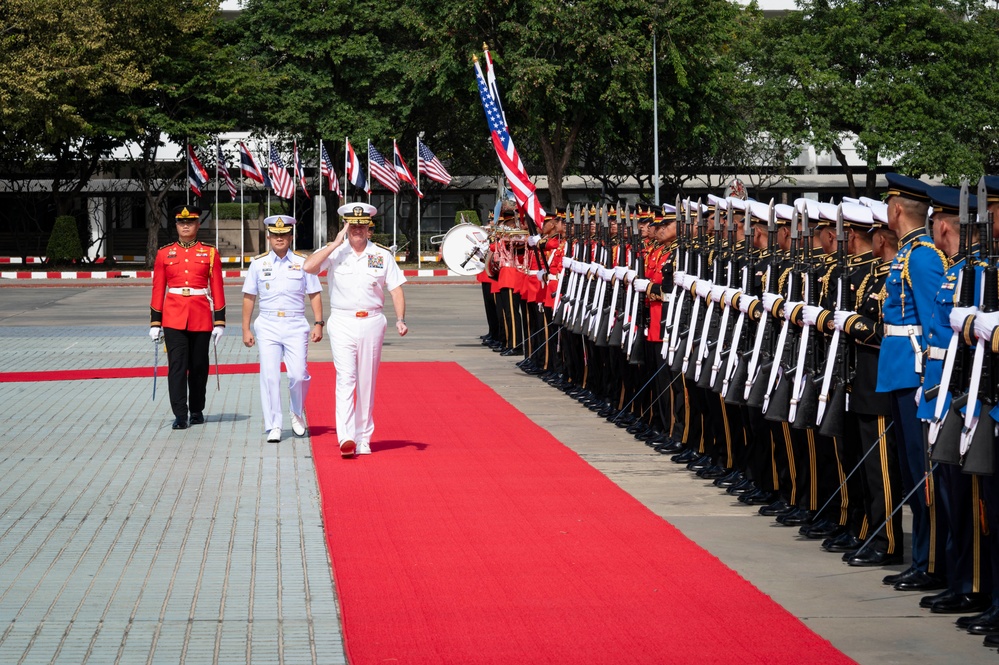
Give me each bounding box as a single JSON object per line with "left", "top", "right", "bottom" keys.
{"left": 159, "top": 242, "right": 176, "bottom": 250}
{"left": 252, "top": 252, "right": 268, "bottom": 260}
{"left": 200, "top": 242, "right": 216, "bottom": 249}
{"left": 876, "top": 262, "right": 891, "bottom": 275}
{"left": 293, "top": 250, "right": 308, "bottom": 258}
{"left": 374, "top": 243, "right": 392, "bottom": 252}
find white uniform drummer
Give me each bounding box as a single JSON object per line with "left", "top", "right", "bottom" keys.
{"left": 303, "top": 203, "right": 408, "bottom": 457}
{"left": 242, "top": 215, "right": 325, "bottom": 443}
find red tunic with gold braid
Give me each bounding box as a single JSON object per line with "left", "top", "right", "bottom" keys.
{"left": 645, "top": 241, "right": 667, "bottom": 343}
{"left": 542, "top": 237, "right": 564, "bottom": 308}
{"left": 150, "top": 240, "right": 226, "bottom": 331}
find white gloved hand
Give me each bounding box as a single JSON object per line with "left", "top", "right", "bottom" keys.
{"left": 537, "top": 269, "right": 546, "bottom": 282}
{"left": 680, "top": 274, "right": 696, "bottom": 291}
{"left": 613, "top": 266, "right": 628, "bottom": 281}
{"left": 625, "top": 269, "right": 638, "bottom": 284}
{"left": 974, "top": 311, "right": 999, "bottom": 342}
{"left": 833, "top": 310, "right": 856, "bottom": 332}
{"left": 738, "top": 296, "right": 758, "bottom": 314}
{"left": 761, "top": 292, "right": 781, "bottom": 313}
{"left": 149, "top": 327, "right": 162, "bottom": 342}
{"left": 695, "top": 280, "right": 711, "bottom": 299}
{"left": 783, "top": 301, "right": 801, "bottom": 322}
{"left": 597, "top": 266, "right": 612, "bottom": 281}
{"left": 709, "top": 284, "right": 726, "bottom": 303}
{"left": 950, "top": 306, "right": 978, "bottom": 335}
{"left": 587, "top": 262, "right": 600, "bottom": 277}
{"left": 562, "top": 258, "right": 574, "bottom": 271}
{"left": 211, "top": 326, "right": 224, "bottom": 343}
{"left": 674, "top": 270, "right": 687, "bottom": 284}
{"left": 723, "top": 288, "right": 739, "bottom": 307}
{"left": 634, "top": 278, "right": 650, "bottom": 293}
{"left": 801, "top": 305, "right": 824, "bottom": 327}
{"left": 527, "top": 235, "right": 541, "bottom": 247}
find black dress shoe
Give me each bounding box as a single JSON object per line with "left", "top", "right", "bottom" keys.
{"left": 172, "top": 417, "right": 189, "bottom": 430}
{"left": 655, "top": 440, "right": 684, "bottom": 455}
{"left": 698, "top": 465, "right": 729, "bottom": 480}
{"left": 740, "top": 490, "right": 778, "bottom": 506}
{"left": 984, "top": 633, "right": 999, "bottom": 648}
{"left": 713, "top": 470, "right": 743, "bottom": 488}
{"left": 758, "top": 499, "right": 793, "bottom": 517}
{"left": 965, "top": 606, "right": 999, "bottom": 634}
{"left": 597, "top": 405, "right": 617, "bottom": 419}
{"left": 919, "top": 589, "right": 956, "bottom": 609}
{"left": 846, "top": 547, "right": 901, "bottom": 566}
{"left": 893, "top": 571, "right": 947, "bottom": 592}
{"left": 671, "top": 448, "right": 698, "bottom": 464}
{"left": 802, "top": 519, "right": 844, "bottom": 540}
{"left": 823, "top": 532, "right": 864, "bottom": 553}
{"left": 500, "top": 347, "right": 522, "bottom": 356}
{"left": 776, "top": 508, "right": 815, "bottom": 527}
{"left": 726, "top": 478, "right": 757, "bottom": 495}
{"left": 687, "top": 455, "right": 712, "bottom": 472}
{"left": 882, "top": 566, "right": 917, "bottom": 586}
{"left": 930, "top": 592, "right": 992, "bottom": 615}
{"left": 189, "top": 412, "right": 205, "bottom": 425}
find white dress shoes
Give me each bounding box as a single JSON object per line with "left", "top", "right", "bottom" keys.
{"left": 290, "top": 413, "right": 307, "bottom": 437}
{"left": 267, "top": 427, "right": 281, "bottom": 443}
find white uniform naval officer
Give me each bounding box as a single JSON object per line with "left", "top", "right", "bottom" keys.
{"left": 303, "top": 202, "right": 408, "bottom": 458}
{"left": 242, "top": 215, "right": 325, "bottom": 443}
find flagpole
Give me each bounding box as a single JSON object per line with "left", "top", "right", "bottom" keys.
{"left": 344, "top": 137, "right": 349, "bottom": 202}
{"left": 186, "top": 141, "right": 191, "bottom": 207}
{"left": 652, "top": 31, "right": 660, "bottom": 206}
{"left": 316, "top": 139, "right": 322, "bottom": 247}
{"left": 266, "top": 140, "right": 272, "bottom": 217}
{"left": 239, "top": 144, "right": 245, "bottom": 266}
{"left": 367, "top": 139, "right": 372, "bottom": 206}
{"left": 416, "top": 138, "right": 422, "bottom": 269}
{"left": 214, "top": 139, "right": 220, "bottom": 251}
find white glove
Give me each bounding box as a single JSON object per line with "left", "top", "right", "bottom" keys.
{"left": 674, "top": 270, "right": 687, "bottom": 284}
{"left": 587, "top": 262, "right": 600, "bottom": 277}
{"left": 801, "top": 305, "right": 824, "bottom": 327}
{"left": 597, "top": 266, "right": 612, "bottom": 281}
{"left": 571, "top": 261, "right": 585, "bottom": 275}
{"left": 634, "top": 278, "right": 650, "bottom": 293}
{"left": 562, "top": 258, "right": 574, "bottom": 270}
{"left": 695, "top": 280, "right": 711, "bottom": 299}
{"left": 680, "top": 274, "right": 696, "bottom": 291}
{"left": 709, "top": 284, "right": 726, "bottom": 303}
{"left": 974, "top": 311, "right": 999, "bottom": 342}
{"left": 723, "top": 288, "right": 739, "bottom": 307}
{"left": 537, "top": 269, "right": 546, "bottom": 282}
{"left": 211, "top": 326, "right": 224, "bottom": 343}
{"left": 625, "top": 269, "right": 638, "bottom": 284}
{"left": 738, "top": 296, "right": 758, "bottom": 314}
{"left": 527, "top": 235, "right": 541, "bottom": 247}
{"left": 833, "top": 310, "right": 856, "bottom": 332}
{"left": 149, "top": 327, "right": 162, "bottom": 342}
{"left": 783, "top": 301, "right": 801, "bottom": 322}
{"left": 950, "top": 306, "right": 978, "bottom": 335}
{"left": 613, "top": 266, "right": 628, "bottom": 281}
{"left": 761, "top": 292, "right": 781, "bottom": 313}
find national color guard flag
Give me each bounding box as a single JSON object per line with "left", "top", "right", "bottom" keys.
{"left": 368, "top": 142, "right": 400, "bottom": 193}
{"left": 320, "top": 141, "right": 341, "bottom": 197}
{"left": 392, "top": 141, "right": 422, "bottom": 198}
{"left": 293, "top": 140, "right": 310, "bottom": 199}
{"left": 187, "top": 144, "right": 210, "bottom": 197}
{"left": 417, "top": 139, "right": 452, "bottom": 186}
{"left": 268, "top": 144, "right": 295, "bottom": 199}
{"left": 217, "top": 145, "right": 238, "bottom": 199}
{"left": 237, "top": 142, "right": 265, "bottom": 184}
{"left": 345, "top": 139, "right": 367, "bottom": 192}
{"left": 474, "top": 47, "right": 546, "bottom": 224}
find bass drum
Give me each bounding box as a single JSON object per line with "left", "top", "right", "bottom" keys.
{"left": 440, "top": 223, "right": 490, "bottom": 276}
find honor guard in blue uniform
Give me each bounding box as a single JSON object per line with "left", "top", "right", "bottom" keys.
{"left": 877, "top": 173, "right": 949, "bottom": 592}
{"left": 241, "top": 215, "right": 325, "bottom": 443}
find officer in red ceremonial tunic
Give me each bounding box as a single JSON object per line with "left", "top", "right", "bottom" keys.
{"left": 149, "top": 206, "right": 226, "bottom": 429}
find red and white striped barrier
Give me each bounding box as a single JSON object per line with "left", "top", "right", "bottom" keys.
{"left": 1, "top": 268, "right": 459, "bottom": 280}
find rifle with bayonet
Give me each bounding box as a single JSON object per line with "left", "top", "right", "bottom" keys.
{"left": 723, "top": 205, "right": 756, "bottom": 404}
{"left": 552, "top": 205, "right": 578, "bottom": 324}
{"left": 710, "top": 203, "right": 738, "bottom": 392}
{"left": 625, "top": 207, "right": 646, "bottom": 364}
{"left": 667, "top": 198, "right": 693, "bottom": 370}
{"left": 693, "top": 204, "right": 723, "bottom": 385}
{"left": 762, "top": 204, "right": 802, "bottom": 421}
{"left": 588, "top": 206, "right": 612, "bottom": 343}
{"left": 607, "top": 206, "right": 630, "bottom": 348}
{"left": 661, "top": 196, "right": 683, "bottom": 355}
{"left": 789, "top": 207, "right": 822, "bottom": 428}
{"left": 928, "top": 182, "right": 977, "bottom": 463}
{"left": 816, "top": 205, "right": 849, "bottom": 438}
{"left": 744, "top": 201, "right": 779, "bottom": 407}
{"left": 568, "top": 207, "right": 594, "bottom": 335}
{"left": 680, "top": 200, "right": 708, "bottom": 376}
{"left": 959, "top": 178, "right": 996, "bottom": 475}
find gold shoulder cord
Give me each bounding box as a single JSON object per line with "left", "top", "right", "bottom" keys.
{"left": 899, "top": 240, "right": 949, "bottom": 319}
{"left": 855, "top": 272, "right": 872, "bottom": 310}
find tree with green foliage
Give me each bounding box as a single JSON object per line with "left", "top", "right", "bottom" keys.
{"left": 45, "top": 215, "right": 84, "bottom": 264}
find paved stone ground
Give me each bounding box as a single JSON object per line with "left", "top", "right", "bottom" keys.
{"left": 0, "top": 280, "right": 996, "bottom": 664}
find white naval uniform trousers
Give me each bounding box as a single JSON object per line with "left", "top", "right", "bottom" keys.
{"left": 321, "top": 241, "right": 406, "bottom": 446}
{"left": 243, "top": 250, "right": 322, "bottom": 431}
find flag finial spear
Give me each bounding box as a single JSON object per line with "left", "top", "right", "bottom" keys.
{"left": 472, "top": 54, "right": 478, "bottom": 63}
{"left": 483, "top": 42, "right": 489, "bottom": 51}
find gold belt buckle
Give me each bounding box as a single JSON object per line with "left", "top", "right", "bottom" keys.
{"left": 356, "top": 311, "right": 369, "bottom": 318}
{"left": 181, "top": 288, "right": 190, "bottom": 296}
{"left": 277, "top": 311, "right": 286, "bottom": 317}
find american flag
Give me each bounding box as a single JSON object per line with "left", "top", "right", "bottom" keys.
{"left": 345, "top": 139, "right": 367, "bottom": 192}
{"left": 393, "top": 141, "right": 422, "bottom": 198}
{"left": 368, "top": 142, "right": 400, "bottom": 193}
{"left": 320, "top": 141, "right": 341, "bottom": 196}
{"left": 237, "top": 142, "right": 264, "bottom": 183}
{"left": 474, "top": 52, "right": 545, "bottom": 224}
{"left": 268, "top": 144, "right": 295, "bottom": 199}
{"left": 293, "top": 140, "right": 310, "bottom": 199}
{"left": 217, "top": 145, "right": 238, "bottom": 199}
{"left": 417, "top": 139, "right": 451, "bottom": 186}
{"left": 187, "top": 144, "right": 209, "bottom": 197}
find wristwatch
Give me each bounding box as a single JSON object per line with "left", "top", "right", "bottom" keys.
{"left": 314, "top": 320, "right": 325, "bottom": 327}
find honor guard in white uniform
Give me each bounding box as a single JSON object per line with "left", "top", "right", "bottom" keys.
{"left": 303, "top": 203, "right": 408, "bottom": 458}
{"left": 242, "top": 215, "right": 325, "bottom": 443}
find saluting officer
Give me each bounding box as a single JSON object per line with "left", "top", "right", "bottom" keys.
{"left": 241, "top": 215, "right": 325, "bottom": 444}
{"left": 149, "top": 205, "right": 226, "bottom": 430}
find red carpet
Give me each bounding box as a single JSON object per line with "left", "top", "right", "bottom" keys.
{"left": 307, "top": 362, "right": 856, "bottom": 665}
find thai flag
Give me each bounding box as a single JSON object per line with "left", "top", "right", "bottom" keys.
{"left": 393, "top": 141, "right": 422, "bottom": 198}
{"left": 345, "top": 139, "right": 367, "bottom": 192}
{"left": 320, "top": 141, "right": 341, "bottom": 196}
{"left": 187, "top": 145, "right": 210, "bottom": 197}
{"left": 237, "top": 142, "right": 264, "bottom": 184}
